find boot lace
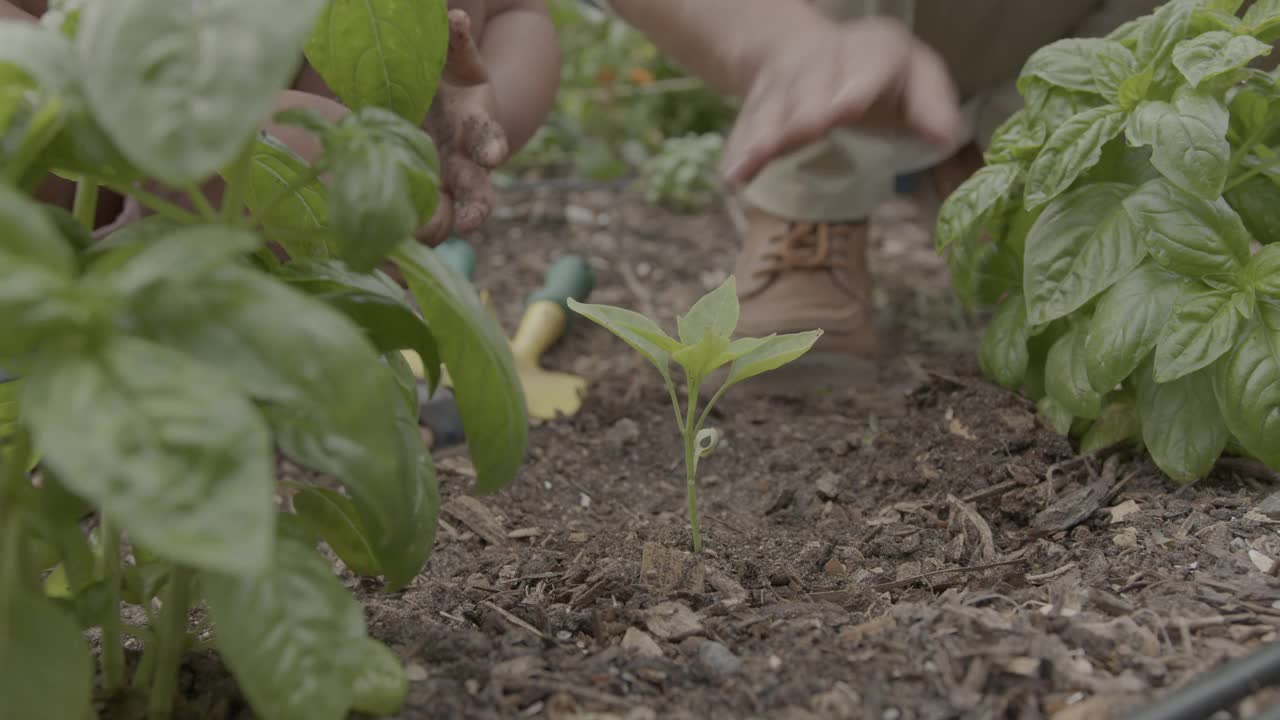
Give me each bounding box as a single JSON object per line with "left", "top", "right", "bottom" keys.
{"left": 754, "top": 222, "right": 851, "bottom": 277}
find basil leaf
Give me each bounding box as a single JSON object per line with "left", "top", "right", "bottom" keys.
{"left": 983, "top": 110, "right": 1045, "bottom": 165}
{"left": 1244, "top": 0, "right": 1280, "bottom": 41}
{"left": 1038, "top": 395, "right": 1075, "bottom": 435}
{"left": 1137, "top": 363, "right": 1228, "bottom": 483}
{"left": 677, "top": 276, "right": 738, "bottom": 343}
{"left": 1018, "top": 38, "right": 1124, "bottom": 96}
{"left": 1225, "top": 174, "right": 1280, "bottom": 245}
{"left": 1135, "top": 0, "right": 1196, "bottom": 68}
{"left": 292, "top": 487, "right": 380, "bottom": 577}
{"left": 934, "top": 163, "right": 1020, "bottom": 252}
{"left": 1172, "top": 31, "right": 1271, "bottom": 89}
{"left": 79, "top": 0, "right": 327, "bottom": 184}
{"left": 96, "top": 224, "right": 259, "bottom": 297}
{"left": 1213, "top": 308, "right": 1280, "bottom": 466}
{"left": 1154, "top": 287, "right": 1245, "bottom": 383}
{"left": 1090, "top": 44, "right": 1142, "bottom": 103}
{"left": 1025, "top": 105, "right": 1126, "bottom": 208}
{"left": 0, "top": 560, "right": 93, "bottom": 720}
{"left": 304, "top": 0, "right": 449, "bottom": 125}
{"left": 329, "top": 140, "right": 418, "bottom": 273}
{"left": 1046, "top": 323, "right": 1103, "bottom": 420}
{"left": 720, "top": 331, "right": 822, "bottom": 392}
{"left": 1246, "top": 245, "right": 1280, "bottom": 297}
{"left": 1079, "top": 399, "right": 1141, "bottom": 455}
{"left": 948, "top": 237, "right": 1020, "bottom": 311}
{"left": 22, "top": 337, "right": 275, "bottom": 574}
{"left": 1124, "top": 179, "right": 1252, "bottom": 277}
{"left": 0, "top": 182, "right": 78, "bottom": 360}
{"left": 394, "top": 242, "right": 527, "bottom": 494}
{"left": 349, "top": 637, "right": 409, "bottom": 717}
{"left": 242, "top": 134, "right": 336, "bottom": 260}
{"left": 978, "top": 293, "right": 1029, "bottom": 390}
{"left": 1024, "top": 183, "right": 1145, "bottom": 325}
{"left": 204, "top": 537, "right": 369, "bottom": 720}
{"left": 1126, "top": 92, "right": 1230, "bottom": 200}
{"left": 1085, "top": 262, "right": 1188, "bottom": 393}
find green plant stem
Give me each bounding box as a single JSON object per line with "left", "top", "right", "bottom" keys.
{"left": 99, "top": 518, "right": 125, "bottom": 693}
{"left": 666, "top": 382, "right": 686, "bottom": 433}
{"left": 695, "top": 385, "right": 728, "bottom": 434}
{"left": 72, "top": 180, "right": 100, "bottom": 230}
{"left": 1225, "top": 153, "right": 1280, "bottom": 193}
{"left": 221, "top": 145, "right": 252, "bottom": 225}
{"left": 184, "top": 185, "right": 219, "bottom": 221}
{"left": 101, "top": 183, "right": 202, "bottom": 224}
{"left": 147, "top": 566, "right": 190, "bottom": 720}
{"left": 684, "top": 379, "right": 702, "bottom": 553}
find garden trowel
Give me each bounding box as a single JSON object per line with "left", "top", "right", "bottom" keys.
{"left": 408, "top": 238, "right": 594, "bottom": 446}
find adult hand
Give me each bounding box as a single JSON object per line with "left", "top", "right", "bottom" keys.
{"left": 418, "top": 8, "right": 508, "bottom": 246}
{"left": 720, "top": 16, "right": 963, "bottom": 188}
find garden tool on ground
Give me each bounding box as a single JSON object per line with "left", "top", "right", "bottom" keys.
{"left": 408, "top": 238, "right": 594, "bottom": 447}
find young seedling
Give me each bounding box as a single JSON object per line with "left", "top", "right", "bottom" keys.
{"left": 569, "top": 277, "right": 821, "bottom": 552}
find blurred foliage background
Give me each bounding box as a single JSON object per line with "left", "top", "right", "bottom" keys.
{"left": 498, "top": 0, "right": 737, "bottom": 211}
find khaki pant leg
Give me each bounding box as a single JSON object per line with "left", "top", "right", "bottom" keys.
{"left": 743, "top": 0, "right": 1162, "bottom": 223}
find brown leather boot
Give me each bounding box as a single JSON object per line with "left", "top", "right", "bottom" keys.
{"left": 733, "top": 207, "right": 879, "bottom": 358}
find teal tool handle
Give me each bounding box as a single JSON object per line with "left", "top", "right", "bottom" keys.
{"left": 527, "top": 255, "right": 594, "bottom": 317}
{"left": 435, "top": 237, "right": 476, "bottom": 281}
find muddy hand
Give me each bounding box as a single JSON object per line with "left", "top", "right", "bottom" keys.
{"left": 418, "top": 9, "right": 508, "bottom": 246}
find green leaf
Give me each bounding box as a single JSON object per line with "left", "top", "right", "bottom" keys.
{"left": 0, "top": 182, "right": 78, "bottom": 359}
{"left": 1037, "top": 395, "right": 1075, "bottom": 435}
{"left": 1135, "top": 0, "right": 1197, "bottom": 67}
{"left": 1226, "top": 174, "right": 1280, "bottom": 245}
{"left": 1245, "top": 0, "right": 1280, "bottom": 40}
{"left": 948, "top": 236, "right": 1021, "bottom": 311}
{"left": 292, "top": 488, "right": 381, "bottom": 577}
{"left": 1085, "top": 262, "right": 1188, "bottom": 393}
{"left": 304, "top": 0, "right": 449, "bottom": 125}
{"left": 1080, "top": 399, "right": 1141, "bottom": 455}
{"left": 1154, "top": 287, "right": 1245, "bottom": 382}
{"left": 1126, "top": 92, "right": 1230, "bottom": 199}
{"left": 1116, "top": 66, "right": 1156, "bottom": 111}
{"left": 720, "top": 331, "right": 823, "bottom": 392}
{"left": 978, "top": 292, "right": 1030, "bottom": 389}
{"left": 934, "top": 163, "right": 1020, "bottom": 251}
{"left": 1090, "top": 44, "right": 1142, "bottom": 103}
{"left": 713, "top": 336, "right": 772, "bottom": 367}
{"left": 0, "top": 21, "right": 79, "bottom": 91}
{"left": 568, "top": 299, "right": 679, "bottom": 381}
{"left": 1024, "top": 105, "right": 1126, "bottom": 208}
{"left": 677, "top": 276, "right": 738, "bottom": 343}
{"left": 1124, "top": 179, "right": 1252, "bottom": 277}
{"left": 394, "top": 242, "right": 527, "bottom": 493}
{"left": 672, "top": 333, "right": 731, "bottom": 384}
{"left": 78, "top": 0, "right": 327, "bottom": 184}
{"left": 349, "top": 638, "right": 409, "bottom": 717}
{"left": 204, "top": 537, "right": 370, "bottom": 720}
{"left": 1137, "top": 363, "right": 1228, "bottom": 483}
{"left": 329, "top": 141, "right": 418, "bottom": 273}
{"left": 1172, "top": 31, "right": 1271, "bottom": 88}
{"left": 1024, "top": 81, "right": 1108, "bottom": 137}
{"left": 22, "top": 337, "right": 274, "bottom": 574}
{"left": 1213, "top": 307, "right": 1280, "bottom": 466}
{"left": 98, "top": 225, "right": 260, "bottom": 297}
{"left": 242, "top": 134, "right": 335, "bottom": 259}
{"left": 1046, "top": 324, "right": 1103, "bottom": 420}
{"left": 0, "top": 552, "right": 94, "bottom": 720}
{"left": 1246, "top": 245, "right": 1280, "bottom": 297}
{"left": 983, "top": 110, "right": 1046, "bottom": 164}
{"left": 1023, "top": 183, "right": 1145, "bottom": 325}
{"left": 277, "top": 259, "right": 442, "bottom": 391}
{"left": 1018, "top": 38, "right": 1121, "bottom": 96}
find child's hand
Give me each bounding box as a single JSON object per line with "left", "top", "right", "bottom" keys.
{"left": 417, "top": 9, "right": 508, "bottom": 246}
{"left": 720, "top": 17, "right": 962, "bottom": 187}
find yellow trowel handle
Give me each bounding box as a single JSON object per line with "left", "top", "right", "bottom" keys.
{"left": 510, "top": 255, "right": 595, "bottom": 363}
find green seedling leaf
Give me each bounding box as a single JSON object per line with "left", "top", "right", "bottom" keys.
{"left": 1025, "top": 105, "right": 1126, "bottom": 208}
{"left": 204, "top": 537, "right": 370, "bottom": 720}
{"left": 394, "top": 242, "right": 527, "bottom": 494}
{"left": 1080, "top": 399, "right": 1141, "bottom": 455}
{"left": 242, "top": 134, "right": 335, "bottom": 259}
{"left": 1124, "top": 179, "right": 1252, "bottom": 277}
{"left": 1154, "top": 287, "right": 1245, "bottom": 383}
{"left": 568, "top": 299, "right": 679, "bottom": 381}
{"left": 1213, "top": 307, "right": 1280, "bottom": 466}
{"left": 292, "top": 488, "right": 381, "bottom": 577}
{"left": 277, "top": 259, "right": 442, "bottom": 391}
{"left": 1126, "top": 92, "right": 1230, "bottom": 200}
{"left": 22, "top": 337, "right": 274, "bottom": 574}
{"left": 1045, "top": 323, "right": 1103, "bottom": 420}
{"left": 1173, "top": 31, "right": 1271, "bottom": 89}
{"left": 713, "top": 336, "right": 772, "bottom": 367}
{"left": 304, "top": 0, "right": 448, "bottom": 125}
{"left": 0, "top": 557, "right": 94, "bottom": 720}
{"left": 349, "top": 637, "right": 409, "bottom": 717}
{"left": 1246, "top": 245, "right": 1280, "bottom": 297}
{"left": 720, "top": 331, "right": 822, "bottom": 392}
{"left": 673, "top": 333, "right": 731, "bottom": 384}
{"left": 79, "top": 0, "right": 328, "bottom": 184}
{"left": 1023, "top": 183, "right": 1144, "bottom": 325}
{"left": 978, "top": 293, "right": 1030, "bottom": 390}
{"left": 677, "top": 276, "right": 738, "bottom": 343}
{"left": 1085, "top": 262, "right": 1188, "bottom": 393}
{"left": 1137, "top": 363, "right": 1228, "bottom": 483}
{"left": 935, "top": 163, "right": 1020, "bottom": 252}
{"left": 126, "top": 266, "right": 428, "bottom": 587}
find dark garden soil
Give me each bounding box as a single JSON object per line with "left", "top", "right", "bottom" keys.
{"left": 181, "top": 187, "right": 1280, "bottom": 720}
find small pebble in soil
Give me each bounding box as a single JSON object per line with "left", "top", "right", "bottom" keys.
{"left": 405, "top": 663, "right": 428, "bottom": 682}
{"left": 1258, "top": 490, "right": 1280, "bottom": 520}
{"left": 621, "top": 627, "right": 664, "bottom": 658}
{"left": 697, "top": 640, "right": 741, "bottom": 679}
{"left": 815, "top": 472, "right": 841, "bottom": 501}
{"left": 605, "top": 417, "right": 640, "bottom": 448}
